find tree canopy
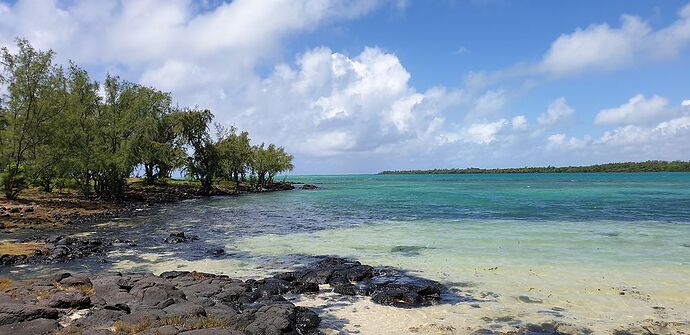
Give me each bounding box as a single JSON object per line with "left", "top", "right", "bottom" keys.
{"left": 0, "top": 39, "right": 293, "bottom": 199}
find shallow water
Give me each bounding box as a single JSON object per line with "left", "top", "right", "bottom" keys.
{"left": 3, "top": 173, "right": 690, "bottom": 334}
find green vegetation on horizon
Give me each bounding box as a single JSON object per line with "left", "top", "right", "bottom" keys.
{"left": 380, "top": 161, "right": 690, "bottom": 175}
{"left": 0, "top": 39, "right": 293, "bottom": 199}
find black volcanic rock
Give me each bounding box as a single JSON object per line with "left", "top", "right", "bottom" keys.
{"left": 0, "top": 256, "right": 450, "bottom": 334}
{"left": 164, "top": 232, "right": 200, "bottom": 244}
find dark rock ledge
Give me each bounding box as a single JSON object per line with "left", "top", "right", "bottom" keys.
{"left": 0, "top": 235, "right": 133, "bottom": 266}
{"left": 0, "top": 257, "right": 448, "bottom": 335}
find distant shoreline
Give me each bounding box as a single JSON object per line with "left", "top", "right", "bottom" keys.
{"left": 379, "top": 160, "right": 690, "bottom": 175}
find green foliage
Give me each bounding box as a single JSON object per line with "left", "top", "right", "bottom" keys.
{"left": 0, "top": 39, "right": 66, "bottom": 199}
{"left": 0, "top": 39, "right": 295, "bottom": 199}
{"left": 179, "top": 109, "right": 218, "bottom": 195}
{"left": 379, "top": 161, "right": 690, "bottom": 175}
{"left": 250, "top": 143, "right": 294, "bottom": 186}
{"left": 0, "top": 165, "right": 28, "bottom": 197}
{"left": 215, "top": 125, "right": 252, "bottom": 186}
{"left": 56, "top": 63, "right": 101, "bottom": 196}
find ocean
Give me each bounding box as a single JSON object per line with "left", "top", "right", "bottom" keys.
{"left": 4, "top": 173, "right": 690, "bottom": 334}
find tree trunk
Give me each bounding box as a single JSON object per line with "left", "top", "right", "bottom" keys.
{"left": 144, "top": 163, "right": 155, "bottom": 185}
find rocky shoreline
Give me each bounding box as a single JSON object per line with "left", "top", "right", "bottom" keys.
{"left": 0, "top": 182, "right": 297, "bottom": 231}
{"left": 0, "top": 256, "right": 446, "bottom": 335}
{"left": 0, "top": 235, "right": 135, "bottom": 266}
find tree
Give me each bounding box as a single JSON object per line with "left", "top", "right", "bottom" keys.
{"left": 91, "top": 76, "right": 146, "bottom": 198}
{"left": 215, "top": 125, "right": 252, "bottom": 187}
{"left": 56, "top": 63, "right": 101, "bottom": 196}
{"left": 129, "top": 87, "right": 185, "bottom": 184}
{"left": 250, "top": 143, "right": 294, "bottom": 187}
{"left": 179, "top": 109, "right": 219, "bottom": 195}
{"left": 0, "top": 39, "right": 66, "bottom": 199}
{"left": 0, "top": 39, "right": 297, "bottom": 199}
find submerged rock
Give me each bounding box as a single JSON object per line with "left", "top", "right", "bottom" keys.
{"left": 390, "top": 245, "right": 428, "bottom": 256}
{"left": 301, "top": 184, "right": 318, "bottom": 190}
{"left": 516, "top": 295, "right": 543, "bottom": 304}
{"left": 206, "top": 248, "right": 225, "bottom": 256}
{"left": 164, "top": 232, "right": 200, "bottom": 244}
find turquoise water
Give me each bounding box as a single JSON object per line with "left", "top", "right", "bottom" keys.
{"left": 234, "top": 173, "right": 690, "bottom": 333}
{"left": 4, "top": 173, "right": 690, "bottom": 333}
{"left": 287, "top": 173, "right": 690, "bottom": 222}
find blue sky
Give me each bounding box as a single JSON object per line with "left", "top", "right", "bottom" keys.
{"left": 1, "top": 0, "right": 690, "bottom": 173}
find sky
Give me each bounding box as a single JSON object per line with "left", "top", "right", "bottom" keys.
{"left": 1, "top": 0, "right": 689, "bottom": 174}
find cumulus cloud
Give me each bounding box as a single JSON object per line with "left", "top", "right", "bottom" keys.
{"left": 550, "top": 115, "right": 690, "bottom": 158}
{"left": 2, "top": 0, "right": 690, "bottom": 172}
{"left": 538, "top": 97, "right": 574, "bottom": 126}
{"left": 463, "top": 3, "right": 690, "bottom": 90}
{"left": 472, "top": 89, "right": 507, "bottom": 115}
{"left": 465, "top": 120, "right": 508, "bottom": 144}
{"left": 511, "top": 115, "right": 527, "bottom": 129}
{"left": 0, "top": 0, "right": 384, "bottom": 99}
{"left": 682, "top": 99, "right": 690, "bottom": 109}
{"left": 539, "top": 3, "right": 690, "bottom": 76}
{"left": 595, "top": 94, "right": 671, "bottom": 125}
{"left": 226, "top": 47, "right": 457, "bottom": 157}
{"left": 545, "top": 133, "right": 588, "bottom": 151}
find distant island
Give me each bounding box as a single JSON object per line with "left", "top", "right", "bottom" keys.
{"left": 379, "top": 160, "right": 690, "bottom": 174}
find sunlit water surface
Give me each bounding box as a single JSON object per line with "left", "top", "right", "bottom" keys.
{"left": 3, "top": 173, "right": 690, "bottom": 334}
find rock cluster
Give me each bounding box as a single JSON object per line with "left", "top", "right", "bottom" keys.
{"left": 272, "top": 257, "right": 444, "bottom": 308}
{"left": 0, "top": 235, "right": 130, "bottom": 266}
{"left": 164, "top": 232, "right": 200, "bottom": 244}
{"left": 0, "top": 270, "right": 320, "bottom": 335}
{"left": 0, "top": 257, "right": 448, "bottom": 334}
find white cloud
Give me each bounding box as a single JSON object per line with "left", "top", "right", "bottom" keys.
{"left": 538, "top": 97, "right": 574, "bottom": 126}
{"left": 597, "top": 125, "right": 652, "bottom": 147}
{"left": 539, "top": 4, "right": 690, "bottom": 76}
{"left": 682, "top": 99, "right": 690, "bottom": 109}
{"left": 545, "top": 133, "right": 588, "bottom": 151}
{"left": 472, "top": 89, "right": 507, "bottom": 115}
{"left": 511, "top": 115, "right": 527, "bottom": 129}
{"left": 0, "top": 0, "right": 384, "bottom": 86}
{"left": 454, "top": 47, "right": 468, "bottom": 55}
{"left": 227, "top": 47, "right": 457, "bottom": 157}
{"left": 465, "top": 120, "right": 508, "bottom": 144}
{"left": 654, "top": 115, "right": 690, "bottom": 134}
{"left": 463, "top": 3, "right": 690, "bottom": 89}
{"left": 2, "top": 1, "right": 690, "bottom": 172}
{"left": 549, "top": 115, "right": 690, "bottom": 158}
{"left": 595, "top": 94, "right": 671, "bottom": 125}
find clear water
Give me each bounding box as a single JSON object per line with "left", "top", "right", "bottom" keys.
{"left": 3, "top": 173, "right": 690, "bottom": 334}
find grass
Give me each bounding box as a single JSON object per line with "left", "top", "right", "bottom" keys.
{"left": 112, "top": 315, "right": 229, "bottom": 334}
{"left": 112, "top": 319, "right": 155, "bottom": 334}
{"left": 0, "top": 242, "right": 47, "bottom": 256}
{"left": 32, "top": 289, "right": 54, "bottom": 300}
{"left": 52, "top": 281, "right": 94, "bottom": 295}
{"left": 0, "top": 278, "right": 12, "bottom": 291}
{"left": 162, "top": 315, "right": 229, "bottom": 329}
